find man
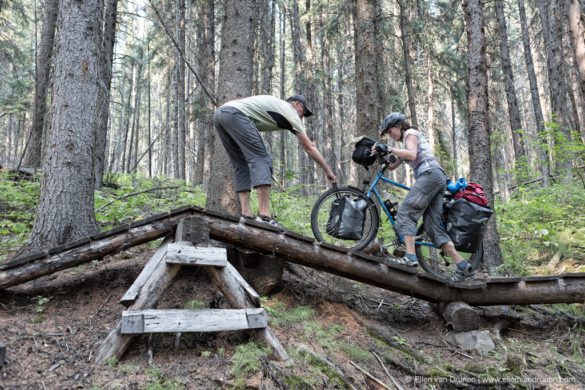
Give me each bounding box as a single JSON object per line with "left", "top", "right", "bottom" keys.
{"left": 213, "top": 94, "right": 337, "bottom": 226}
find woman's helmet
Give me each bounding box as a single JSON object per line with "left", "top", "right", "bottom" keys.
{"left": 379, "top": 112, "right": 406, "bottom": 136}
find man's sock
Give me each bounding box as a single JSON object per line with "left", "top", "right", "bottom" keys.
{"left": 457, "top": 260, "right": 469, "bottom": 270}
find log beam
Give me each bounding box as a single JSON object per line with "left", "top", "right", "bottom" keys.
{"left": 3, "top": 207, "right": 585, "bottom": 306}
{"left": 0, "top": 211, "right": 191, "bottom": 289}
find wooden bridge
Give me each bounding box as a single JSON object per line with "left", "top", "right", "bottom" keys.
{"left": 1, "top": 205, "right": 584, "bottom": 306}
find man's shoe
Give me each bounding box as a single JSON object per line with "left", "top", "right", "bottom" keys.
{"left": 384, "top": 256, "right": 418, "bottom": 267}
{"left": 452, "top": 263, "right": 475, "bottom": 282}
{"left": 256, "top": 215, "right": 284, "bottom": 229}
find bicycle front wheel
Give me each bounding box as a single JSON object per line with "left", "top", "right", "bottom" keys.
{"left": 310, "top": 185, "right": 380, "bottom": 251}
{"left": 416, "top": 228, "right": 483, "bottom": 280}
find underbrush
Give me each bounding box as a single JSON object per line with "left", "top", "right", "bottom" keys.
{"left": 496, "top": 183, "right": 585, "bottom": 275}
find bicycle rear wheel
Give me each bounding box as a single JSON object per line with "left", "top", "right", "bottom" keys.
{"left": 310, "top": 185, "right": 379, "bottom": 251}
{"left": 415, "top": 228, "right": 483, "bottom": 280}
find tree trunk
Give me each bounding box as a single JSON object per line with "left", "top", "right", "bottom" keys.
{"left": 319, "top": 6, "right": 340, "bottom": 186}
{"left": 566, "top": 0, "right": 585, "bottom": 108}
{"left": 175, "top": 0, "right": 186, "bottom": 180}
{"left": 495, "top": 0, "right": 525, "bottom": 162}
{"left": 278, "top": 6, "right": 287, "bottom": 187}
{"left": 426, "top": 53, "right": 435, "bottom": 152}
{"left": 517, "top": 0, "right": 549, "bottom": 187}
{"left": 353, "top": 0, "right": 382, "bottom": 186}
{"left": 206, "top": 0, "right": 255, "bottom": 215}
{"left": 398, "top": 0, "right": 417, "bottom": 126}
{"left": 463, "top": 0, "right": 503, "bottom": 273}
{"left": 120, "top": 70, "right": 134, "bottom": 173}
{"left": 22, "top": 0, "right": 59, "bottom": 168}
{"left": 129, "top": 51, "right": 144, "bottom": 173}
{"left": 536, "top": 0, "right": 573, "bottom": 177}
{"left": 24, "top": 0, "right": 102, "bottom": 255}
{"left": 94, "top": 0, "right": 118, "bottom": 189}
{"left": 290, "top": 0, "right": 310, "bottom": 193}
{"left": 193, "top": 0, "right": 215, "bottom": 188}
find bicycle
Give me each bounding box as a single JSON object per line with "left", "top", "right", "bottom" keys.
{"left": 310, "top": 151, "right": 483, "bottom": 280}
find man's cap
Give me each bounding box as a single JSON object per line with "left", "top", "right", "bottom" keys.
{"left": 287, "top": 94, "right": 314, "bottom": 117}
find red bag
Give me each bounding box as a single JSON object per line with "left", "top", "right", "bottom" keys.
{"left": 454, "top": 182, "right": 489, "bottom": 207}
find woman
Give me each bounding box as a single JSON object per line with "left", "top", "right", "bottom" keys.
{"left": 373, "top": 112, "right": 474, "bottom": 281}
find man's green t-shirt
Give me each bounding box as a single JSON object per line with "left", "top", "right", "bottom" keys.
{"left": 223, "top": 95, "right": 306, "bottom": 134}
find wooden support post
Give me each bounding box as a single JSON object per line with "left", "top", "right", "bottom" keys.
{"left": 120, "top": 236, "right": 173, "bottom": 307}
{"left": 439, "top": 301, "right": 480, "bottom": 332}
{"left": 94, "top": 238, "right": 181, "bottom": 364}
{"left": 206, "top": 262, "right": 288, "bottom": 361}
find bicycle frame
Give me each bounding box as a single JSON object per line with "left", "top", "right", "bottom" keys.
{"left": 362, "top": 160, "right": 437, "bottom": 249}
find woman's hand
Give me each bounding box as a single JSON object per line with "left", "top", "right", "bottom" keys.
{"left": 371, "top": 142, "right": 391, "bottom": 156}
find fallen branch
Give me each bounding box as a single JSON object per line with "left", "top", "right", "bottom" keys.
{"left": 349, "top": 360, "right": 390, "bottom": 390}
{"left": 297, "top": 345, "right": 357, "bottom": 389}
{"left": 372, "top": 350, "right": 405, "bottom": 390}
{"left": 442, "top": 338, "right": 473, "bottom": 359}
{"left": 96, "top": 186, "right": 180, "bottom": 211}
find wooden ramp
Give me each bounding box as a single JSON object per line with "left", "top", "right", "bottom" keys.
{"left": 2, "top": 206, "right": 585, "bottom": 307}
{"left": 94, "top": 220, "right": 287, "bottom": 364}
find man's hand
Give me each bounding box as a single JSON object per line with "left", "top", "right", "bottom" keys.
{"left": 326, "top": 170, "right": 337, "bottom": 184}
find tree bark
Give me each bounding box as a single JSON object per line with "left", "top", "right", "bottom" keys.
{"left": 290, "top": 0, "right": 311, "bottom": 193}
{"left": 463, "top": 0, "right": 503, "bottom": 273}
{"left": 22, "top": 0, "right": 59, "bottom": 168}
{"left": 495, "top": 0, "right": 525, "bottom": 162}
{"left": 536, "top": 0, "right": 573, "bottom": 176}
{"left": 193, "top": 0, "right": 215, "bottom": 188}
{"left": 398, "top": 0, "right": 417, "bottom": 126}
{"left": 129, "top": 49, "right": 144, "bottom": 173}
{"left": 206, "top": 0, "right": 255, "bottom": 214}
{"left": 353, "top": 0, "right": 382, "bottom": 186}
{"left": 175, "top": 0, "right": 186, "bottom": 180}
{"left": 567, "top": 0, "right": 585, "bottom": 102}
{"left": 278, "top": 7, "right": 287, "bottom": 186}
{"left": 94, "top": 0, "right": 118, "bottom": 189}
{"left": 517, "top": 0, "right": 549, "bottom": 187}
{"left": 23, "top": 0, "right": 102, "bottom": 255}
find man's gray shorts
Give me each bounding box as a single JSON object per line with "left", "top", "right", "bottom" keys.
{"left": 396, "top": 167, "right": 451, "bottom": 248}
{"left": 213, "top": 106, "right": 273, "bottom": 192}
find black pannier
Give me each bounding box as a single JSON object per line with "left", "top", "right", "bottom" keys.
{"left": 326, "top": 195, "right": 368, "bottom": 240}
{"left": 352, "top": 137, "right": 377, "bottom": 167}
{"left": 445, "top": 198, "right": 493, "bottom": 252}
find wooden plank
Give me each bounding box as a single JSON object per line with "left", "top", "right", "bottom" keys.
{"left": 121, "top": 313, "right": 144, "bottom": 334}
{"left": 165, "top": 244, "right": 227, "bottom": 267}
{"left": 119, "top": 236, "right": 173, "bottom": 307}
{"left": 120, "top": 308, "right": 267, "bottom": 334}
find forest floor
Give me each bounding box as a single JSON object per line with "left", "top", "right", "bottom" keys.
{"left": 1, "top": 242, "right": 585, "bottom": 390}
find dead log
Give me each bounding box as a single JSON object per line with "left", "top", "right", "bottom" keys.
{"left": 0, "top": 210, "right": 191, "bottom": 289}
{"left": 439, "top": 301, "right": 480, "bottom": 331}
{"left": 204, "top": 218, "right": 585, "bottom": 306}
